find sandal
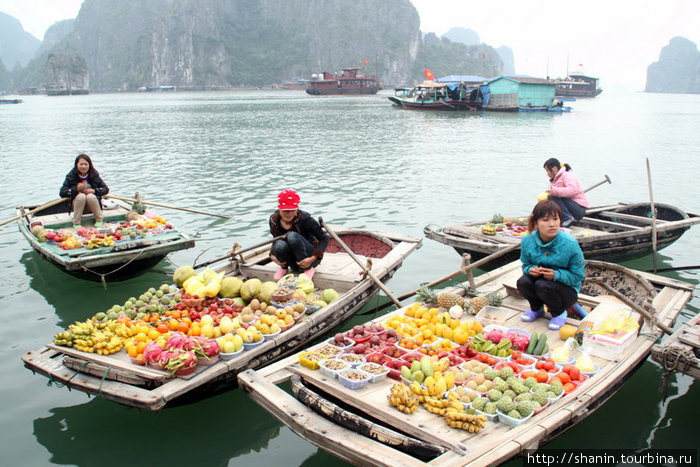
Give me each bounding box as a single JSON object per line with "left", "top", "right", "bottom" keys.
{"left": 548, "top": 313, "right": 567, "bottom": 330}
{"left": 521, "top": 309, "right": 544, "bottom": 322}
{"left": 273, "top": 268, "right": 288, "bottom": 281}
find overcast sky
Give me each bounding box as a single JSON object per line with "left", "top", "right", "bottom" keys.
{"left": 2, "top": 0, "right": 698, "bottom": 90}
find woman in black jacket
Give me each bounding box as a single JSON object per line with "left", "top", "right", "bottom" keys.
{"left": 269, "top": 189, "right": 329, "bottom": 280}
{"left": 59, "top": 153, "right": 109, "bottom": 228}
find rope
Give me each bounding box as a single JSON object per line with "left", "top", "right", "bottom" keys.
{"left": 98, "top": 366, "right": 112, "bottom": 398}
{"left": 658, "top": 345, "right": 696, "bottom": 373}
{"left": 80, "top": 248, "right": 147, "bottom": 288}
{"left": 47, "top": 361, "right": 89, "bottom": 390}
{"left": 424, "top": 223, "right": 443, "bottom": 232}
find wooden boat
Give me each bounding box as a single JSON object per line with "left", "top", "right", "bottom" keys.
{"left": 388, "top": 81, "right": 485, "bottom": 111}
{"left": 306, "top": 67, "right": 380, "bottom": 95}
{"left": 651, "top": 313, "right": 700, "bottom": 379}
{"left": 238, "top": 260, "right": 694, "bottom": 465}
{"left": 555, "top": 74, "right": 602, "bottom": 98}
{"left": 424, "top": 202, "right": 700, "bottom": 269}
{"left": 21, "top": 228, "right": 422, "bottom": 410}
{"left": 16, "top": 198, "right": 195, "bottom": 280}
{"left": 0, "top": 96, "right": 23, "bottom": 104}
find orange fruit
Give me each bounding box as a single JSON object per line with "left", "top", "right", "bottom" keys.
{"left": 177, "top": 321, "right": 190, "bottom": 333}
{"left": 156, "top": 323, "right": 169, "bottom": 334}
{"left": 168, "top": 319, "right": 179, "bottom": 331}
{"left": 148, "top": 328, "right": 160, "bottom": 340}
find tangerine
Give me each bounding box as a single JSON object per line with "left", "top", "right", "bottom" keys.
{"left": 156, "top": 323, "right": 169, "bottom": 334}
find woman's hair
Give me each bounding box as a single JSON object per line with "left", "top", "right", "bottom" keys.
{"left": 544, "top": 157, "right": 571, "bottom": 172}
{"left": 528, "top": 200, "right": 562, "bottom": 232}
{"left": 74, "top": 153, "right": 99, "bottom": 177}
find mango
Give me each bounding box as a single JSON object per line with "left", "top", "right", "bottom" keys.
{"left": 411, "top": 370, "right": 425, "bottom": 384}
{"left": 420, "top": 356, "right": 434, "bottom": 377}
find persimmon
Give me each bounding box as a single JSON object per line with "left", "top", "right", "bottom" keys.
{"left": 156, "top": 323, "right": 169, "bottom": 334}
{"left": 535, "top": 370, "right": 549, "bottom": 383}
{"left": 563, "top": 382, "right": 576, "bottom": 393}
{"left": 168, "top": 319, "right": 179, "bottom": 331}
{"left": 177, "top": 321, "right": 190, "bottom": 333}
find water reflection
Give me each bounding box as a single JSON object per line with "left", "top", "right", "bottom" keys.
{"left": 33, "top": 390, "right": 284, "bottom": 467}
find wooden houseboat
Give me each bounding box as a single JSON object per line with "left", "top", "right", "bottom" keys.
{"left": 306, "top": 67, "right": 380, "bottom": 95}
{"left": 238, "top": 260, "right": 694, "bottom": 465}
{"left": 21, "top": 228, "right": 422, "bottom": 410}
{"left": 424, "top": 202, "right": 700, "bottom": 269}
{"left": 484, "top": 76, "right": 569, "bottom": 112}
{"left": 555, "top": 74, "right": 602, "bottom": 98}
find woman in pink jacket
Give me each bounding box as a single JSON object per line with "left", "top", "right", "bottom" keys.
{"left": 544, "top": 158, "right": 588, "bottom": 228}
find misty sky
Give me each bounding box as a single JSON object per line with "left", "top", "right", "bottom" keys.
{"left": 2, "top": 0, "right": 698, "bottom": 90}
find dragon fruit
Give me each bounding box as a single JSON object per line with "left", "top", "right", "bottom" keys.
{"left": 485, "top": 329, "right": 504, "bottom": 344}
{"left": 512, "top": 335, "right": 530, "bottom": 351}
{"left": 142, "top": 343, "right": 163, "bottom": 363}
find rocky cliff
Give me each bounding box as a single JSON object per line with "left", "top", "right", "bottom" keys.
{"left": 0, "top": 12, "right": 40, "bottom": 69}
{"left": 646, "top": 37, "right": 700, "bottom": 94}
{"left": 5, "top": 0, "right": 512, "bottom": 92}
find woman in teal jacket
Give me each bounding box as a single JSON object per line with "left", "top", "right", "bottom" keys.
{"left": 517, "top": 200, "right": 585, "bottom": 330}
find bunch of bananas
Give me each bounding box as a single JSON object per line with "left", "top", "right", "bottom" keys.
{"left": 387, "top": 383, "right": 420, "bottom": 414}
{"left": 445, "top": 411, "right": 487, "bottom": 433}
{"left": 86, "top": 236, "right": 115, "bottom": 249}
{"left": 422, "top": 394, "right": 464, "bottom": 416}
{"left": 481, "top": 223, "right": 496, "bottom": 235}
{"left": 53, "top": 319, "right": 132, "bottom": 355}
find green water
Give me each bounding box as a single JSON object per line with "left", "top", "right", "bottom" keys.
{"left": 0, "top": 90, "right": 698, "bottom": 466}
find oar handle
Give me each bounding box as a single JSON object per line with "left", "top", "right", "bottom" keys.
{"left": 105, "top": 194, "right": 231, "bottom": 219}
{"left": 320, "top": 218, "right": 402, "bottom": 308}
{"left": 583, "top": 174, "right": 611, "bottom": 193}
{"left": 0, "top": 197, "right": 69, "bottom": 228}
{"left": 193, "top": 234, "right": 287, "bottom": 269}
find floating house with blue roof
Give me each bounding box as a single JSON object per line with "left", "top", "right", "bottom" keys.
{"left": 483, "top": 75, "right": 568, "bottom": 112}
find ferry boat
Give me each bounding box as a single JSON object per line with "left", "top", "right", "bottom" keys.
{"left": 306, "top": 67, "right": 380, "bottom": 95}
{"left": 555, "top": 74, "right": 602, "bottom": 98}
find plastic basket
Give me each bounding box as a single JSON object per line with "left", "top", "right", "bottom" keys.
{"left": 497, "top": 410, "right": 533, "bottom": 427}
{"left": 358, "top": 362, "right": 390, "bottom": 383}
{"left": 314, "top": 343, "right": 345, "bottom": 358}
{"left": 337, "top": 369, "right": 372, "bottom": 390}
{"left": 219, "top": 347, "right": 244, "bottom": 360}
{"left": 243, "top": 340, "right": 264, "bottom": 351}
{"left": 336, "top": 353, "right": 366, "bottom": 367}
{"left": 298, "top": 351, "right": 329, "bottom": 370}
{"left": 319, "top": 358, "right": 350, "bottom": 378}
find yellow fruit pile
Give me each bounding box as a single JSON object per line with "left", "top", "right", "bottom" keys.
{"left": 53, "top": 319, "right": 132, "bottom": 354}
{"left": 387, "top": 383, "right": 420, "bottom": 414}
{"left": 86, "top": 236, "right": 115, "bottom": 249}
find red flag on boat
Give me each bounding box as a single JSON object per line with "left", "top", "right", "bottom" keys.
{"left": 424, "top": 68, "right": 434, "bottom": 80}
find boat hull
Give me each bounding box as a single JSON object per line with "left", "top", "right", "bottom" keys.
{"left": 21, "top": 229, "right": 421, "bottom": 410}
{"left": 424, "top": 202, "right": 700, "bottom": 270}
{"left": 238, "top": 260, "right": 693, "bottom": 466}
{"left": 16, "top": 200, "right": 195, "bottom": 281}
{"left": 306, "top": 85, "right": 379, "bottom": 95}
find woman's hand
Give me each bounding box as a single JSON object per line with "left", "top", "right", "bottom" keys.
{"left": 84, "top": 188, "right": 95, "bottom": 194}
{"left": 270, "top": 254, "right": 286, "bottom": 268}
{"left": 77, "top": 181, "right": 87, "bottom": 192}
{"left": 297, "top": 256, "right": 316, "bottom": 269}
{"left": 539, "top": 267, "right": 555, "bottom": 280}
{"left": 529, "top": 266, "right": 542, "bottom": 278}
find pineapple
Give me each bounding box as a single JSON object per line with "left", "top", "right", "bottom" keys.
{"left": 415, "top": 284, "right": 438, "bottom": 306}
{"left": 437, "top": 291, "right": 463, "bottom": 309}
{"left": 466, "top": 291, "right": 503, "bottom": 314}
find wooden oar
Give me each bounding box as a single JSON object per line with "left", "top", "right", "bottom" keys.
{"left": 105, "top": 194, "right": 231, "bottom": 219}
{"left": 193, "top": 235, "right": 286, "bottom": 269}
{"left": 0, "top": 197, "right": 68, "bottom": 228}
{"left": 583, "top": 174, "right": 611, "bottom": 193}
{"left": 366, "top": 242, "right": 522, "bottom": 315}
{"left": 320, "top": 218, "right": 403, "bottom": 308}
{"left": 646, "top": 159, "right": 658, "bottom": 273}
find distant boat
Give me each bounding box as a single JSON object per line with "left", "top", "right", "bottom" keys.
{"left": 306, "top": 67, "right": 380, "bottom": 95}
{"left": 485, "top": 75, "right": 571, "bottom": 112}
{"left": 46, "top": 87, "right": 89, "bottom": 96}
{"left": 280, "top": 79, "right": 309, "bottom": 90}
{"left": 0, "top": 96, "right": 23, "bottom": 104}
{"left": 388, "top": 81, "right": 486, "bottom": 111}
{"left": 555, "top": 74, "right": 602, "bottom": 98}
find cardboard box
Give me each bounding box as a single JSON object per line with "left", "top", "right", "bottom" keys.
{"left": 582, "top": 329, "right": 637, "bottom": 360}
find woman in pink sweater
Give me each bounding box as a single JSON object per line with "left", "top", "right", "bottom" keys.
{"left": 544, "top": 158, "right": 588, "bottom": 228}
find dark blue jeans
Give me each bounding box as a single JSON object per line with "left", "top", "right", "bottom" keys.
{"left": 516, "top": 274, "right": 578, "bottom": 317}
{"left": 549, "top": 196, "right": 586, "bottom": 223}
{"left": 271, "top": 232, "right": 320, "bottom": 273}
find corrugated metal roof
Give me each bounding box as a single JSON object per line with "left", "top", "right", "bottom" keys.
{"left": 437, "top": 75, "right": 487, "bottom": 83}
{"left": 488, "top": 75, "right": 555, "bottom": 85}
